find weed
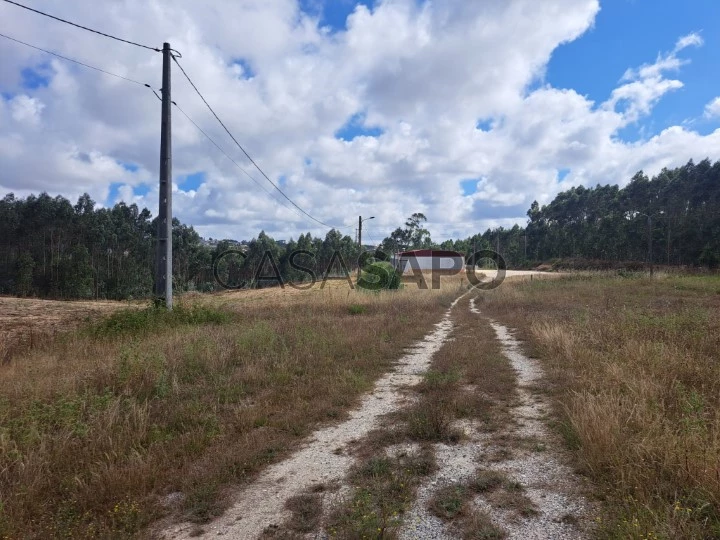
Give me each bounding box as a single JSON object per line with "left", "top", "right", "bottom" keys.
{"left": 284, "top": 493, "right": 323, "bottom": 533}
{"left": 429, "top": 484, "right": 467, "bottom": 519}
{"left": 462, "top": 510, "right": 507, "bottom": 539}
{"left": 327, "top": 449, "right": 435, "bottom": 538}
{"left": 406, "top": 401, "right": 462, "bottom": 443}
{"left": 348, "top": 304, "right": 366, "bottom": 315}
{"left": 89, "top": 303, "right": 230, "bottom": 338}
{"left": 468, "top": 470, "right": 506, "bottom": 493}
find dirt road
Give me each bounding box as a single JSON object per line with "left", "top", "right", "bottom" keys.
{"left": 162, "top": 277, "right": 590, "bottom": 539}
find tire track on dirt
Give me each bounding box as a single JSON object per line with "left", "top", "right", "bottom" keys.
{"left": 163, "top": 293, "right": 469, "bottom": 539}
{"left": 468, "top": 297, "right": 593, "bottom": 539}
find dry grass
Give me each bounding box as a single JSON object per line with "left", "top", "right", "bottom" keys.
{"left": 0, "top": 296, "right": 137, "bottom": 363}
{"left": 0, "top": 278, "right": 465, "bottom": 538}
{"left": 480, "top": 272, "right": 720, "bottom": 538}
{"left": 427, "top": 470, "right": 516, "bottom": 539}
{"left": 326, "top": 448, "right": 437, "bottom": 538}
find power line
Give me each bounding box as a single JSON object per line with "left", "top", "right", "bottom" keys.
{"left": 0, "top": 31, "right": 315, "bottom": 226}
{"left": 1, "top": 0, "right": 160, "bottom": 52}
{"left": 173, "top": 100, "right": 330, "bottom": 226}
{"left": 171, "top": 54, "right": 341, "bottom": 230}
{"left": 0, "top": 31, "right": 152, "bottom": 86}
{"left": 0, "top": 26, "right": 352, "bottom": 233}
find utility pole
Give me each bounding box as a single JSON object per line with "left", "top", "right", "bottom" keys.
{"left": 155, "top": 42, "right": 173, "bottom": 309}
{"left": 358, "top": 215, "right": 374, "bottom": 249}
{"left": 357, "top": 215, "right": 374, "bottom": 278}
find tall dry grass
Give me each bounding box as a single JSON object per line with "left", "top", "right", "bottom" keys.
{"left": 0, "top": 278, "right": 465, "bottom": 538}
{"left": 480, "top": 273, "right": 720, "bottom": 538}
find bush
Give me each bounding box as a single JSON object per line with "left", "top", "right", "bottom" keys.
{"left": 358, "top": 261, "right": 401, "bottom": 291}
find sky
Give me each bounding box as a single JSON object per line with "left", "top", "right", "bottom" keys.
{"left": 0, "top": 0, "right": 719, "bottom": 243}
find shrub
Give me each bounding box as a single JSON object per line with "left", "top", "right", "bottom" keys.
{"left": 358, "top": 261, "right": 401, "bottom": 291}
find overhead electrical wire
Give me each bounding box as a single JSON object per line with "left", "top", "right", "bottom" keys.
{"left": 1, "top": 31, "right": 351, "bottom": 232}
{"left": 171, "top": 54, "right": 344, "bottom": 231}
{"left": 0, "top": 31, "right": 152, "bottom": 87}
{"left": 172, "top": 101, "right": 329, "bottom": 226}
{"left": 1, "top": 0, "right": 160, "bottom": 51}
{"left": 1, "top": 0, "right": 353, "bottom": 233}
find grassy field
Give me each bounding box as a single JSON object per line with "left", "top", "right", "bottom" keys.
{"left": 0, "top": 278, "right": 464, "bottom": 538}
{"left": 0, "top": 296, "right": 136, "bottom": 363}
{"left": 480, "top": 272, "right": 720, "bottom": 539}
{"left": 5, "top": 270, "right": 715, "bottom": 538}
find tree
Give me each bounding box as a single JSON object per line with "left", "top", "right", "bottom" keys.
{"left": 405, "top": 213, "right": 432, "bottom": 249}
{"left": 16, "top": 252, "right": 34, "bottom": 297}
{"left": 380, "top": 213, "right": 433, "bottom": 253}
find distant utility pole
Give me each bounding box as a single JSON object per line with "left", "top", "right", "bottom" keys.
{"left": 358, "top": 215, "right": 375, "bottom": 249}
{"left": 155, "top": 42, "right": 173, "bottom": 309}
{"left": 357, "top": 215, "right": 374, "bottom": 278}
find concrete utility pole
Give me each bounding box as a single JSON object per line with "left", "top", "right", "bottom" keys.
{"left": 357, "top": 216, "right": 374, "bottom": 278}
{"left": 358, "top": 215, "right": 375, "bottom": 249}
{"left": 155, "top": 42, "right": 173, "bottom": 309}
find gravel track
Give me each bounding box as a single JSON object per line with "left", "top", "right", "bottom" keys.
{"left": 162, "top": 294, "right": 468, "bottom": 539}
{"left": 161, "top": 284, "right": 591, "bottom": 539}
{"left": 469, "top": 297, "right": 592, "bottom": 539}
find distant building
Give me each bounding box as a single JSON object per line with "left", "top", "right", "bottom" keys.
{"left": 394, "top": 249, "right": 465, "bottom": 274}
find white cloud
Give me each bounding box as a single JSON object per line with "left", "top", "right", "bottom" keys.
{"left": 0, "top": 0, "right": 716, "bottom": 243}
{"left": 674, "top": 32, "right": 703, "bottom": 52}
{"left": 704, "top": 96, "right": 720, "bottom": 119}
{"left": 9, "top": 94, "right": 45, "bottom": 125}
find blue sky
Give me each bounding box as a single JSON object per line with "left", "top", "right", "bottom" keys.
{"left": 1, "top": 0, "right": 719, "bottom": 242}
{"left": 547, "top": 0, "right": 720, "bottom": 138}
{"left": 301, "top": 0, "right": 376, "bottom": 32}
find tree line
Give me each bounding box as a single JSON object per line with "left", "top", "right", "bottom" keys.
{"left": 0, "top": 193, "right": 361, "bottom": 299}
{"left": 382, "top": 158, "right": 720, "bottom": 270}
{"left": 2, "top": 158, "right": 718, "bottom": 299}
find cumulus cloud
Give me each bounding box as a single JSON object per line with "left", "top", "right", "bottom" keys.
{"left": 0, "top": 0, "right": 717, "bottom": 242}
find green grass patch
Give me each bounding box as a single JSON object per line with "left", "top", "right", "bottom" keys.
{"left": 88, "top": 304, "right": 230, "bottom": 339}
{"left": 327, "top": 449, "right": 435, "bottom": 538}
{"left": 348, "top": 304, "right": 366, "bottom": 315}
